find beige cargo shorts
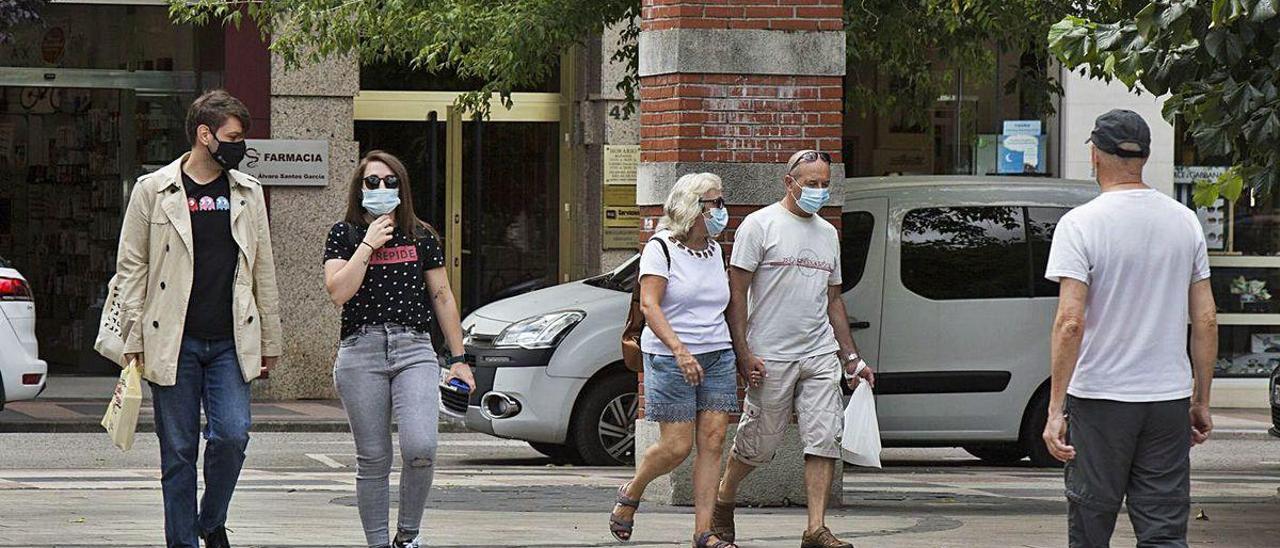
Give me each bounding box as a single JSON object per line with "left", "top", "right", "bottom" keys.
{"left": 730, "top": 352, "right": 844, "bottom": 466}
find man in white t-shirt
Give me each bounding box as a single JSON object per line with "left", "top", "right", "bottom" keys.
{"left": 1042, "top": 110, "right": 1218, "bottom": 547}
{"left": 710, "top": 150, "right": 874, "bottom": 548}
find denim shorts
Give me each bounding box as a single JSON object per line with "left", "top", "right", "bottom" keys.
{"left": 643, "top": 348, "right": 739, "bottom": 422}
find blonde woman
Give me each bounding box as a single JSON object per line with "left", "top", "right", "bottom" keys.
{"left": 609, "top": 173, "right": 738, "bottom": 548}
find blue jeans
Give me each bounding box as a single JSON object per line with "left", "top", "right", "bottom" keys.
{"left": 149, "top": 336, "right": 252, "bottom": 548}
{"left": 335, "top": 323, "right": 440, "bottom": 548}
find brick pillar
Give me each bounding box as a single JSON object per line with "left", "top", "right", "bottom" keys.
{"left": 634, "top": 0, "right": 846, "bottom": 507}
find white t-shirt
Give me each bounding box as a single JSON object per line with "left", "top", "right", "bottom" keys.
{"left": 1045, "top": 189, "right": 1211, "bottom": 402}
{"left": 730, "top": 203, "right": 841, "bottom": 361}
{"left": 638, "top": 230, "right": 733, "bottom": 356}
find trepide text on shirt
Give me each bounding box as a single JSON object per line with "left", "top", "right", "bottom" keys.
{"left": 370, "top": 245, "right": 419, "bottom": 265}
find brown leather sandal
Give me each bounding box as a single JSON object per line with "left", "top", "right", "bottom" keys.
{"left": 694, "top": 530, "right": 739, "bottom": 548}
{"left": 609, "top": 482, "right": 640, "bottom": 542}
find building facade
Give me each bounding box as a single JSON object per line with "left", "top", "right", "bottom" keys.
{"left": 0, "top": 1, "right": 1268, "bottom": 404}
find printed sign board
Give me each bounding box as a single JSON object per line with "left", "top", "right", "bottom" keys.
{"left": 603, "top": 145, "right": 641, "bottom": 249}
{"left": 1174, "top": 166, "right": 1229, "bottom": 251}
{"left": 998, "top": 134, "right": 1046, "bottom": 174}
{"left": 1002, "top": 120, "right": 1042, "bottom": 136}
{"left": 240, "top": 140, "right": 329, "bottom": 187}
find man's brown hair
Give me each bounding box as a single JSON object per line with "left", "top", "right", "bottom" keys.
{"left": 185, "top": 89, "right": 251, "bottom": 144}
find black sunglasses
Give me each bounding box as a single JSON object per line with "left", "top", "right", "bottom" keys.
{"left": 363, "top": 174, "right": 401, "bottom": 190}
{"left": 699, "top": 197, "right": 726, "bottom": 209}
{"left": 786, "top": 150, "right": 832, "bottom": 173}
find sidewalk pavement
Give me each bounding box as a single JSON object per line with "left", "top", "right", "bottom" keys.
{"left": 2, "top": 375, "right": 1275, "bottom": 437}
{"left": 0, "top": 375, "right": 468, "bottom": 433}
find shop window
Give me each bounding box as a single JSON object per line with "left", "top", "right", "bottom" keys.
{"left": 0, "top": 4, "right": 223, "bottom": 72}
{"left": 1215, "top": 325, "right": 1280, "bottom": 378}
{"left": 840, "top": 211, "right": 875, "bottom": 291}
{"left": 1230, "top": 189, "right": 1280, "bottom": 257}
{"left": 843, "top": 48, "right": 1058, "bottom": 178}
{"left": 1212, "top": 268, "right": 1280, "bottom": 315}
{"left": 901, "top": 206, "right": 1029, "bottom": 300}
{"left": 0, "top": 5, "right": 223, "bottom": 373}
{"left": 1175, "top": 122, "right": 1280, "bottom": 378}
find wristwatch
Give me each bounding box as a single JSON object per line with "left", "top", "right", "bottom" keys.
{"left": 841, "top": 352, "right": 860, "bottom": 365}
{"left": 445, "top": 353, "right": 468, "bottom": 366}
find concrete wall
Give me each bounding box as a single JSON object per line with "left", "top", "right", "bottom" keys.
{"left": 582, "top": 24, "right": 642, "bottom": 273}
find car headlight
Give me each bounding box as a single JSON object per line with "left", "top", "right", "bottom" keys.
{"left": 493, "top": 311, "right": 585, "bottom": 349}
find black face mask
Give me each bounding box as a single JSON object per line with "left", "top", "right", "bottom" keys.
{"left": 209, "top": 135, "right": 247, "bottom": 171}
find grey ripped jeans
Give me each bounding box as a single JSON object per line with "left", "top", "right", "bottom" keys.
{"left": 335, "top": 323, "right": 441, "bottom": 548}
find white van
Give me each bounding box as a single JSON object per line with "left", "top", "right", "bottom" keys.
{"left": 453, "top": 176, "right": 1098, "bottom": 466}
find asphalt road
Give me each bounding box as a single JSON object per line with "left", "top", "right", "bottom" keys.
{"left": 2, "top": 431, "right": 1276, "bottom": 472}
{"left": 0, "top": 432, "right": 1277, "bottom": 547}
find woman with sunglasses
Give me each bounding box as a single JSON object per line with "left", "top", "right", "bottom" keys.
{"left": 322, "top": 150, "right": 474, "bottom": 548}
{"left": 609, "top": 173, "right": 738, "bottom": 548}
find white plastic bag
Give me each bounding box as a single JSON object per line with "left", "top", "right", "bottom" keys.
{"left": 840, "top": 381, "right": 882, "bottom": 468}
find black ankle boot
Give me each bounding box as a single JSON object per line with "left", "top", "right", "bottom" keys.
{"left": 201, "top": 526, "right": 230, "bottom": 548}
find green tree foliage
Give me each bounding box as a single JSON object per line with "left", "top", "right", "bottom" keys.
{"left": 171, "top": 0, "right": 641, "bottom": 116}
{"left": 171, "top": 1, "right": 1111, "bottom": 123}
{"left": 1049, "top": 0, "right": 1280, "bottom": 205}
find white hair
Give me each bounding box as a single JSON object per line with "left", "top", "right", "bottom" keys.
{"left": 658, "top": 172, "right": 723, "bottom": 239}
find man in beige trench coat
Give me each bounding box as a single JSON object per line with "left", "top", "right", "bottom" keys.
{"left": 115, "top": 89, "right": 282, "bottom": 548}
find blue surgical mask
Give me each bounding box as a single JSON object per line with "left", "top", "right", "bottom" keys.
{"left": 362, "top": 188, "right": 400, "bottom": 216}
{"left": 704, "top": 207, "right": 729, "bottom": 236}
{"left": 795, "top": 185, "right": 829, "bottom": 214}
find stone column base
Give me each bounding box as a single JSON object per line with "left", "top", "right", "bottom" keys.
{"left": 634, "top": 419, "right": 842, "bottom": 507}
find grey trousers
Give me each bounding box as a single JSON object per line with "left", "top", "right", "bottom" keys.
{"left": 1064, "top": 396, "right": 1192, "bottom": 548}
{"left": 335, "top": 324, "right": 441, "bottom": 548}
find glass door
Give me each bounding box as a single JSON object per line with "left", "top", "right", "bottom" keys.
{"left": 354, "top": 92, "right": 564, "bottom": 315}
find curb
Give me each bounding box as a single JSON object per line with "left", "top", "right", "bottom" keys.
{"left": 0, "top": 420, "right": 473, "bottom": 435}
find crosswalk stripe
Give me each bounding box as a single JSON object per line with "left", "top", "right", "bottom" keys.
{"left": 305, "top": 453, "right": 346, "bottom": 469}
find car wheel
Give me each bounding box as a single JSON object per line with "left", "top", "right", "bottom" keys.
{"left": 528, "top": 441, "right": 581, "bottom": 464}
{"left": 963, "top": 444, "right": 1027, "bottom": 465}
{"left": 1023, "top": 389, "right": 1064, "bottom": 468}
{"left": 569, "top": 373, "right": 637, "bottom": 466}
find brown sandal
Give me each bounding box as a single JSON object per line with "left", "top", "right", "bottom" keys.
{"left": 800, "top": 526, "right": 853, "bottom": 548}
{"left": 609, "top": 482, "right": 641, "bottom": 542}
{"left": 710, "top": 499, "right": 736, "bottom": 543}
{"left": 695, "top": 530, "right": 739, "bottom": 548}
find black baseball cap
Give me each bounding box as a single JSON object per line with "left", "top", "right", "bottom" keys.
{"left": 1087, "top": 109, "right": 1151, "bottom": 158}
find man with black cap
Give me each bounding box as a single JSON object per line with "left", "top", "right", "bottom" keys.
{"left": 1041, "top": 109, "right": 1218, "bottom": 547}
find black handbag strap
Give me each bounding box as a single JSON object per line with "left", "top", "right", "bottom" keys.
{"left": 650, "top": 236, "right": 671, "bottom": 270}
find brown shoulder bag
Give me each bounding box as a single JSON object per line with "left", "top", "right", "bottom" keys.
{"left": 620, "top": 237, "right": 670, "bottom": 372}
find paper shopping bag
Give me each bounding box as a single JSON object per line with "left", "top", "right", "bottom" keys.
{"left": 101, "top": 358, "right": 143, "bottom": 451}
{"left": 840, "top": 381, "right": 882, "bottom": 468}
